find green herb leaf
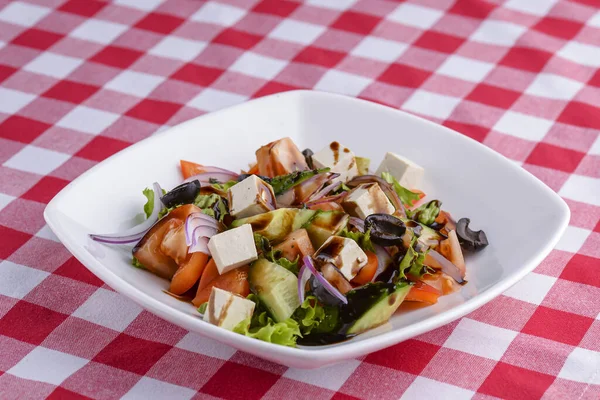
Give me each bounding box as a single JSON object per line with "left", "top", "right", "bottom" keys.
{"left": 381, "top": 172, "right": 420, "bottom": 207}
{"left": 398, "top": 236, "right": 428, "bottom": 281}
{"left": 254, "top": 233, "right": 300, "bottom": 275}
{"left": 211, "top": 180, "right": 237, "bottom": 192}
{"left": 131, "top": 256, "right": 145, "bottom": 269}
{"left": 193, "top": 193, "right": 228, "bottom": 222}
{"left": 142, "top": 188, "right": 154, "bottom": 219}
{"left": 268, "top": 168, "right": 330, "bottom": 195}
{"left": 407, "top": 200, "right": 441, "bottom": 226}
{"left": 339, "top": 228, "right": 375, "bottom": 252}
{"left": 197, "top": 302, "right": 208, "bottom": 314}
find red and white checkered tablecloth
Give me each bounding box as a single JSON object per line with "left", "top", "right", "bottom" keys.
{"left": 0, "top": 0, "right": 599, "bottom": 398}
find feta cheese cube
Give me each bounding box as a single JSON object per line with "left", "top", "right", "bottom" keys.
{"left": 228, "top": 175, "right": 275, "bottom": 219}
{"left": 314, "top": 236, "right": 368, "bottom": 281}
{"left": 208, "top": 224, "right": 258, "bottom": 274}
{"left": 375, "top": 152, "right": 424, "bottom": 189}
{"left": 203, "top": 287, "right": 255, "bottom": 331}
{"left": 311, "top": 141, "right": 358, "bottom": 183}
{"left": 342, "top": 183, "right": 395, "bottom": 219}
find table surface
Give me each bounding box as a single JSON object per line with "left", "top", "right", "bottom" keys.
{"left": 1, "top": 0, "right": 599, "bottom": 399}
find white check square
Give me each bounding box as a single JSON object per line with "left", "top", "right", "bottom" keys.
{"left": 503, "top": 272, "right": 557, "bottom": 305}
{"left": 436, "top": 55, "right": 495, "bottom": 83}
{"left": 559, "top": 175, "right": 600, "bottom": 206}
{"left": 589, "top": 11, "right": 600, "bottom": 28}
{"left": 23, "top": 52, "right": 83, "bottom": 79}
{"left": 56, "top": 106, "right": 120, "bottom": 135}
{"left": 284, "top": 359, "right": 361, "bottom": 391}
{"left": 525, "top": 73, "right": 584, "bottom": 100}
{"left": 105, "top": 70, "right": 165, "bottom": 98}
{"left": 229, "top": 52, "right": 287, "bottom": 80}
{"left": 558, "top": 41, "right": 600, "bottom": 68}
{"left": 444, "top": 318, "right": 518, "bottom": 361}
{"left": 351, "top": 37, "right": 408, "bottom": 62}
{"left": 0, "top": 88, "right": 35, "bottom": 114}
{"left": 176, "top": 333, "right": 236, "bottom": 360}
{"left": 314, "top": 70, "right": 372, "bottom": 97}
{"left": 73, "top": 288, "right": 142, "bottom": 332}
{"left": 403, "top": 90, "right": 460, "bottom": 119}
{"left": 4, "top": 145, "right": 69, "bottom": 175}
{"left": 36, "top": 224, "right": 61, "bottom": 243}
{"left": 401, "top": 377, "right": 474, "bottom": 400}
{"left": 8, "top": 347, "right": 88, "bottom": 385}
{"left": 471, "top": 20, "right": 526, "bottom": 46}
{"left": 558, "top": 348, "right": 600, "bottom": 384}
{"left": 388, "top": 3, "right": 443, "bottom": 29}
{"left": 70, "top": 19, "right": 129, "bottom": 45}
{"left": 191, "top": 2, "right": 246, "bottom": 27}
{"left": 122, "top": 377, "right": 196, "bottom": 400}
{"left": 504, "top": 0, "right": 557, "bottom": 16}
{"left": 149, "top": 36, "right": 207, "bottom": 62}
{"left": 269, "top": 20, "right": 325, "bottom": 45}
{"left": 554, "top": 226, "right": 591, "bottom": 253}
{"left": 0, "top": 193, "right": 15, "bottom": 213}
{"left": 114, "top": 0, "right": 163, "bottom": 11}
{"left": 306, "top": 0, "right": 356, "bottom": 10}
{"left": 493, "top": 111, "right": 553, "bottom": 141}
{"left": 589, "top": 134, "right": 600, "bottom": 155}
{"left": 0, "top": 261, "right": 49, "bottom": 300}
{"left": 0, "top": 2, "right": 50, "bottom": 27}
{"left": 188, "top": 88, "right": 247, "bottom": 112}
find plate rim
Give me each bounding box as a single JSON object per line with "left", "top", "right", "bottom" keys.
{"left": 44, "top": 90, "right": 570, "bottom": 368}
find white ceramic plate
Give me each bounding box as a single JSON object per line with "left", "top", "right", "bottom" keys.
{"left": 44, "top": 91, "right": 569, "bottom": 369}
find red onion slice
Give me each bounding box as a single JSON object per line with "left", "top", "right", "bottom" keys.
{"left": 298, "top": 263, "right": 312, "bottom": 304}
{"left": 428, "top": 249, "right": 464, "bottom": 284}
{"left": 348, "top": 217, "right": 365, "bottom": 233}
{"left": 185, "top": 212, "right": 220, "bottom": 254}
{"left": 301, "top": 256, "right": 348, "bottom": 305}
{"left": 305, "top": 191, "right": 348, "bottom": 207}
{"left": 373, "top": 245, "right": 391, "bottom": 278}
{"left": 190, "top": 236, "right": 210, "bottom": 254}
{"left": 347, "top": 175, "right": 406, "bottom": 217}
{"left": 90, "top": 182, "right": 162, "bottom": 244}
{"left": 307, "top": 179, "right": 341, "bottom": 202}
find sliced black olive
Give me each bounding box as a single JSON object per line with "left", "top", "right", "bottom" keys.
{"left": 302, "top": 148, "right": 314, "bottom": 169}
{"left": 161, "top": 180, "right": 201, "bottom": 208}
{"left": 365, "top": 213, "right": 406, "bottom": 247}
{"left": 456, "top": 218, "right": 488, "bottom": 251}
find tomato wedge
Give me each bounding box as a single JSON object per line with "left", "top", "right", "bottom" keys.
{"left": 180, "top": 160, "right": 205, "bottom": 179}
{"left": 405, "top": 281, "right": 441, "bottom": 304}
{"left": 351, "top": 250, "right": 378, "bottom": 286}
{"left": 192, "top": 266, "right": 250, "bottom": 307}
{"left": 169, "top": 252, "right": 209, "bottom": 295}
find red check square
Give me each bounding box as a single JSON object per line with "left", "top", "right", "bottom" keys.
{"left": 0, "top": 301, "right": 67, "bottom": 345}
{"left": 252, "top": 0, "right": 299, "bottom": 17}
{"left": 522, "top": 306, "right": 594, "bottom": 345}
{"left": 213, "top": 29, "right": 263, "bottom": 50}
{"left": 413, "top": 31, "right": 465, "bottom": 54}
{"left": 171, "top": 63, "right": 224, "bottom": 87}
{"left": 466, "top": 83, "right": 521, "bottom": 109}
{"left": 364, "top": 339, "right": 440, "bottom": 375}
{"left": 293, "top": 46, "right": 346, "bottom": 68}
{"left": 76, "top": 136, "right": 130, "bottom": 162}
{"left": 21, "top": 176, "right": 70, "bottom": 204}
{"left": 58, "top": 0, "right": 106, "bottom": 17}
{"left": 0, "top": 226, "right": 32, "bottom": 259}
{"left": 499, "top": 47, "right": 553, "bottom": 73}
{"left": 201, "top": 362, "right": 280, "bottom": 400}
{"left": 126, "top": 99, "right": 182, "bottom": 125}
{"left": 90, "top": 46, "right": 144, "bottom": 69}
{"left": 560, "top": 254, "right": 600, "bottom": 288}
{"left": 525, "top": 142, "right": 586, "bottom": 173}
{"left": 478, "top": 362, "right": 555, "bottom": 400}
{"left": 558, "top": 101, "right": 600, "bottom": 130}
{"left": 253, "top": 81, "right": 301, "bottom": 98}
{"left": 331, "top": 11, "right": 382, "bottom": 35}
{"left": 48, "top": 387, "right": 93, "bottom": 400}
{"left": 12, "top": 29, "right": 64, "bottom": 51}
{"left": 533, "top": 17, "right": 583, "bottom": 40}
{"left": 135, "top": 12, "right": 185, "bottom": 35}
{"left": 589, "top": 69, "right": 600, "bottom": 88}
{"left": 444, "top": 121, "right": 489, "bottom": 142}
{"left": 54, "top": 257, "right": 104, "bottom": 287}
{"left": 0, "top": 116, "right": 51, "bottom": 144}
{"left": 0, "top": 65, "right": 17, "bottom": 83}
{"left": 93, "top": 333, "right": 172, "bottom": 374}
{"left": 448, "top": 0, "right": 495, "bottom": 19}
{"left": 43, "top": 80, "right": 99, "bottom": 104}
{"left": 378, "top": 63, "right": 431, "bottom": 88}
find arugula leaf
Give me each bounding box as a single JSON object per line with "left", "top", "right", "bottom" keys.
{"left": 381, "top": 172, "right": 421, "bottom": 207}
{"left": 131, "top": 256, "right": 145, "bottom": 269}
{"left": 268, "top": 168, "right": 330, "bottom": 195}
{"left": 233, "top": 294, "right": 301, "bottom": 347}
{"left": 356, "top": 157, "right": 370, "bottom": 176}
{"left": 407, "top": 200, "right": 441, "bottom": 226}
{"left": 193, "top": 193, "right": 228, "bottom": 222}
{"left": 339, "top": 228, "right": 375, "bottom": 252}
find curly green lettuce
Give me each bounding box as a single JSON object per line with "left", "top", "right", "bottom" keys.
{"left": 253, "top": 233, "right": 300, "bottom": 275}
{"left": 381, "top": 172, "right": 420, "bottom": 207}
{"left": 339, "top": 228, "right": 375, "bottom": 252}
{"left": 398, "top": 236, "right": 428, "bottom": 280}
{"left": 194, "top": 193, "right": 228, "bottom": 222}
{"left": 407, "top": 200, "right": 441, "bottom": 226}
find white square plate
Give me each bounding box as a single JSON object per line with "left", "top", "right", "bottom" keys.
{"left": 44, "top": 91, "right": 569, "bottom": 369}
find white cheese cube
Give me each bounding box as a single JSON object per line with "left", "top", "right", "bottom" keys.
{"left": 208, "top": 224, "right": 258, "bottom": 274}
{"left": 311, "top": 141, "right": 358, "bottom": 183}
{"left": 342, "top": 183, "right": 395, "bottom": 219}
{"left": 203, "top": 287, "right": 255, "bottom": 331}
{"left": 228, "top": 175, "right": 275, "bottom": 219}
{"left": 315, "top": 236, "right": 368, "bottom": 281}
{"left": 375, "top": 152, "right": 424, "bottom": 189}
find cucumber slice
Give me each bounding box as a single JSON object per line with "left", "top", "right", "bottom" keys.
{"left": 250, "top": 258, "right": 300, "bottom": 322}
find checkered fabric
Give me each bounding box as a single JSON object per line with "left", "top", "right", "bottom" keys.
{"left": 0, "top": 0, "right": 599, "bottom": 398}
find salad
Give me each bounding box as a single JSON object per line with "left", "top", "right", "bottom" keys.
{"left": 91, "top": 137, "right": 488, "bottom": 347}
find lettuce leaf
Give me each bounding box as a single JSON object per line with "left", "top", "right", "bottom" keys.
{"left": 268, "top": 168, "right": 330, "bottom": 195}
{"left": 398, "top": 236, "right": 428, "bottom": 280}
{"left": 381, "top": 172, "right": 420, "bottom": 207}
{"left": 233, "top": 294, "right": 300, "bottom": 347}
{"left": 339, "top": 228, "right": 375, "bottom": 252}
{"left": 254, "top": 233, "right": 299, "bottom": 275}
{"left": 407, "top": 200, "right": 441, "bottom": 226}
{"left": 211, "top": 180, "right": 237, "bottom": 192}
{"left": 131, "top": 256, "right": 145, "bottom": 269}
{"left": 193, "top": 193, "right": 228, "bottom": 222}
{"left": 197, "top": 302, "right": 208, "bottom": 314}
